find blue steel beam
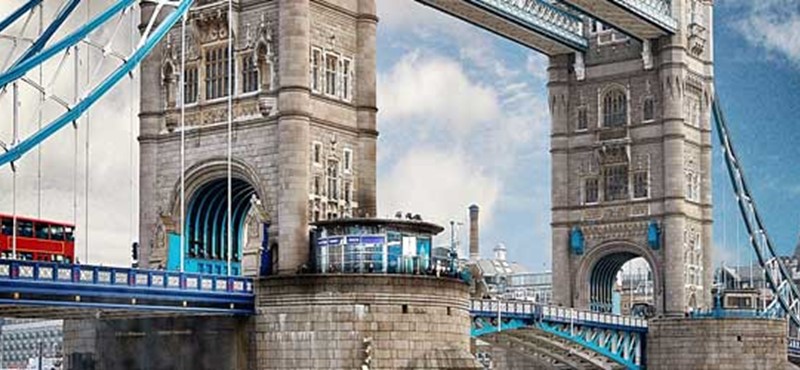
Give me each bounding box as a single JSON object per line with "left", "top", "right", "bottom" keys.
{"left": 0, "top": 0, "right": 193, "bottom": 167}
{"left": 0, "top": 0, "right": 44, "bottom": 35}
{"left": 11, "top": 0, "right": 82, "bottom": 71}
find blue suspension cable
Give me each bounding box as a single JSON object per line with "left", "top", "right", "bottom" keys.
{"left": 0, "top": 0, "right": 194, "bottom": 167}
{"left": 0, "top": 0, "right": 135, "bottom": 92}
{"left": 0, "top": 0, "right": 44, "bottom": 35}
{"left": 12, "top": 0, "right": 82, "bottom": 71}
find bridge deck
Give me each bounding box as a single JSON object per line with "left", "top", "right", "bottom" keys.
{"left": 0, "top": 259, "right": 255, "bottom": 318}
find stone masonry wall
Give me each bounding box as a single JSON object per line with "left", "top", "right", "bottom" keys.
{"left": 646, "top": 317, "right": 789, "bottom": 370}
{"left": 255, "top": 275, "right": 481, "bottom": 369}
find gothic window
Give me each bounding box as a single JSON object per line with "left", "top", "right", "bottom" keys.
{"left": 685, "top": 93, "right": 701, "bottom": 128}
{"left": 310, "top": 47, "right": 322, "bottom": 93}
{"left": 205, "top": 46, "right": 230, "bottom": 100}
{"left": 344, "top": 181, "right": 352, "bottom": 203}
{"left": 341, "top": 58, "right": 353, "bottom": 102}
{"left": 183, "top": 65, "right": 198, "bottom": 105}
{"left": 242, "top": 56, "right": 259, "bottom": 94}
{"left": 584, "top": 178, "right": 599, "bottom": 204}
{"left": 327, "top": 160, "right": 339, "bottom": 200}
{"left": 603, "top": 164, "right": 629, "bottom": 201}
{"left": 313, "top": 175, "right": 321, "bottom": 196}
{"left": 685, "top": 170, "right": 700, "bottom": 201}
{"left": 577, "top": 107, "right": 588, "bottom": 131}
{"left": 643, "top": 97, "right": 655, "bottom": 122}
{"left": 603, "top": 89, "right": 627, "bottom": 127}
{"left": 325, "top": 53, "right": 339, "bottom": 97}
{"left": 312, "top": 142, "right": 322, "bottom": 165}
{"left": 343, "top": 149, "right": 353, "bottom": 173}
{"left": 633, "top": 171, "right": 649, "bottom": 199}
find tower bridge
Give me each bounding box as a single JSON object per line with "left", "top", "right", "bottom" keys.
{"left": 0, "top": 0, "right": 796, "bottom": 369}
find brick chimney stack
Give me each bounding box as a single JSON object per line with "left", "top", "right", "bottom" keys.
{"left": 469, "top": 204, "right": 480, "bottom": 261}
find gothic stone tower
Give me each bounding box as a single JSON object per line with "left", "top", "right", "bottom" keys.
{"left": 138, "top": 0, "right": 377, "bottom": 274}
{"left": 550, "top": 0, "right": 714, "bottom": 316}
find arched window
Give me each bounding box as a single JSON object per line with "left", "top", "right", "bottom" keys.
{"left": 603, "top": 89, "right": 627, "bottom": 127}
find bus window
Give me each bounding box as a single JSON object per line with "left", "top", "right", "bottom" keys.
{"left": 51, "top": 225, "right": 65, "bottom": 241}
{"left": 65, "top": 227, "right": 75, "bottom": 242}
{"left": 35, "top": 223, "right": 50, "bottom": 240}
{"left": 18, "top": 221, "right": 33, "bottom": 238}
{"left": 1, "top": 218, "right": 11, "bottom": 235}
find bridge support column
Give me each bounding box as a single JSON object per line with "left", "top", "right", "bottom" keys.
{"left": 647, "top": 317, "right": 789, "bottom": 369}
{"left": 255, "top": 275, "right": 481, "bottom": 369}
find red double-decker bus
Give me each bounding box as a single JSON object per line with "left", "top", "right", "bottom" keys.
{"left": 0, "top": 213, "right": 75, "bottom": 263}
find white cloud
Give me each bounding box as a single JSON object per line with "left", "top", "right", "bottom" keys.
{"left": 735, "top": 0, "right": 800, "bottom": 66}
{"left": 378, "top": 146, "right": 500, "bottom": 232}
{"left": 378, "top": 51, "right": 501, "bottom": 137}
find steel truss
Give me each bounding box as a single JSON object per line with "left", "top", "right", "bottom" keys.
{"left": 0, "top": 0, "right": 192, "bottom": 167}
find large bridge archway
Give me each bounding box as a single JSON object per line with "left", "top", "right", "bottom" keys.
{"left": 165, "top": 158, "right": 271, "bottom": 276}
{"left": 576, "top": 241, "right": 661, "bottom": 315}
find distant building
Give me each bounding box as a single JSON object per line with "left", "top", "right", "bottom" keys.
{"left": 470, "top": 243, "right": 552, "bottom": 304}
{"left": 0, "top": 319, "right": 63, "bottom": 369}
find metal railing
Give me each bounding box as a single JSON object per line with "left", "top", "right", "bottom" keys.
{"left": 470, "top": 299, "right": 648, "bottom": 329}
{"left": 0, "top": 259, "right": 254, "bottom": 295}
{"left": 469, "top": 0, "right": 586, "bottom": 49}
{"left": 612, "top": 0, "right": 677, "bottom": 31}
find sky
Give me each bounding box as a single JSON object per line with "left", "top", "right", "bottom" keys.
{"left": 0, "top": 0, "right": 798, "bottom": 271}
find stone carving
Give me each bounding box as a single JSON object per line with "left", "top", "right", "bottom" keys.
{"left": 582, "top": 221, "right": 649, "bottom": 242}
{"left": 581, "top": 204, "right": 650, "bottom": 222}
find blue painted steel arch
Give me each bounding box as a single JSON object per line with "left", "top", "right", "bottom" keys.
{"left": 172, "top": 177, "right": 256, "bottom": 275}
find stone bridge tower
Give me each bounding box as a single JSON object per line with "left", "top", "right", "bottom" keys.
{"left": 138, "top": 0, "right": 377, "bottom": 275}
{"left": 550, "top": 0, "right": 714, "bottom": 316}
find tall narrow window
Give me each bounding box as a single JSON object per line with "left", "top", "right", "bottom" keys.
{"left": 685, "top": 94, "right": 701, "bottom": 127}
{"left": 603, "top": 89, "right": 627, "bottom": 127}
{"left": 205, "top": 46, "right": 230, "bottom": 100}
{"left": 327, "top": 160, "right": 339, "bottom": 200}
{"left": 242, "top": 56, "right": 259, "bottom": 93}
{"left": 313, "top": 175, "right": 322, "bottom": 196}
{"left": 643, "top": 97, "right": 655, "bottom": 122}
{"left": 310, "top": 48, "right": 322, "bottom": 93}
{"left": 577, "top": 107, "right": 588, "bottom": 131}
{"left": 633, "top": 171, "right": 649, "bottom": 199}
{"left": 343, "top": 149, "right": 353, "bottom": 173}
{"left": 342, "top": 58, "right": 352, "bottom": 101}
{"left": 585, "top": 178, "right": 599, "bottom": 204}
{"left": 184, "top": 65, "right": 198, "bottom": 104}
{"left": 604, "top": 164, "right": 629, "bottom": 201}
{"left": 686, "top": 170, "right": 700, "bottom": 201}
{"left": 313, "top": 142, "right": 322, "bottom": 165}
{"left": 344, "top": 181, "right": 352, "bottom": 203}
{"left": 325, "top": 53, "right": 339, "bottom": 96}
